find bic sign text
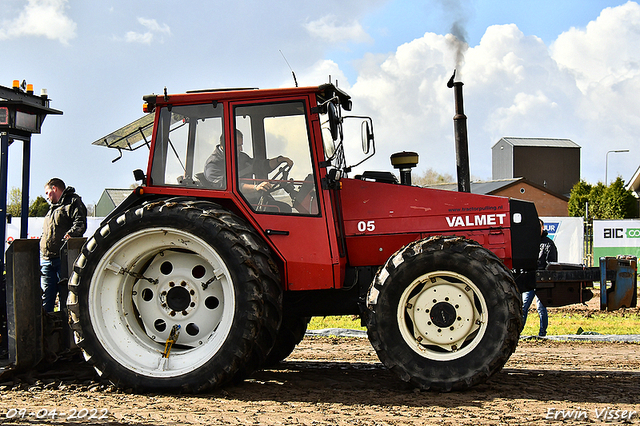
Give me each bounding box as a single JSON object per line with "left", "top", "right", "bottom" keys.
{"left": 604, "top": 228, "right": 625, "bottom": 238}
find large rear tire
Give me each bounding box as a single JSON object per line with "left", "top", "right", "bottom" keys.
{"left": 67, "top": 198, "right": 281, "bottom": 393}
{"left": 366, "top": 236, "right": 522, "bottom": 391}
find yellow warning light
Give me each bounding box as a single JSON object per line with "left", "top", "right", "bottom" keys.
{"left": 12, "top": 80, "right": 19, "bottom": 89}
{"left": 26, "top": 84, "right": 34, "bottom": 95}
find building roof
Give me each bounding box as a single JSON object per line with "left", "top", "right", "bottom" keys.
{"left": 492, "top": 137, "right": 580, "bottom": 149}
{"left": 103, "top": 189, "right": 132, "bottom": 206}
{"left": 423, "top": 178, "right": 522, "bottom": 195}
{"left": 626, "top": 165, "right": 640, "bottom": 197}
{"left": 423, "top": 177, "right": 568, "bottom": 200}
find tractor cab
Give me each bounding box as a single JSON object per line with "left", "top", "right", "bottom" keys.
{"left": 148, "top": 96, "right": 321, "bottom": 215}
{"left": 141, "top": 84, "right": 368, "bottom": 213}
{"left": 100, "top": 85, "right": 374, "bottom": 292}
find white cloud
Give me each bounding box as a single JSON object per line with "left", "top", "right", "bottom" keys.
{"left": 305, "top": 15, "right": 372, "bottom": 44}
{"left": 336, "top": 8, "right": 640, "bottom": 185}
{"left": 138, "top": 17, "right": 171, "bottom": 35}
{"left": 0, "top": 0, "right": 76, "bottom": 44}
{"left": 549, "top": 1, "right": 640, "bottom": 182}
{"left": 125, "top": 30, "right": 153, "bottom": 44}
{"left": 551, "top": 2, "right": 640, "bottom": 93}
{"left": 123, "top": 17, "right": 171, "bottom": 44}
{"left": 294, "top": 59, "right": 350, "bottom": 88}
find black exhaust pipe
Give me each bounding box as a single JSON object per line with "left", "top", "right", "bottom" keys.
{"left": 447, "top": 71, "right": 471, "bottom": 193}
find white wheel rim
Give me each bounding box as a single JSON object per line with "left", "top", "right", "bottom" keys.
{"left": 88, "top": 226, "right": 235, "bottom": 378}
{"left": 398, "top": 270, "right": 488, "bottom": 361}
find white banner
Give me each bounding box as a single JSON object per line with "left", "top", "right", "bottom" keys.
{"left": 541, "top": 216, "right": 584, "bottom": 264}
{"left": 4, "top": 217, "right": 104, "bottom": 253}
{"left": 593, "top": 219, "right": 640, "bottom": 266}
{"left": 593, "top": 219, "right": 640, "bottom": 247}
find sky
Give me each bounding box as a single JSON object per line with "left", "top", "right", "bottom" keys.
{"left": 1, "top": 0, "right": 638, "bottom": 209}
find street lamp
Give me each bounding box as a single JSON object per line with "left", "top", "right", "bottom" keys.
{"left": 605, "top": 149, "right": 630, "bottom": 184}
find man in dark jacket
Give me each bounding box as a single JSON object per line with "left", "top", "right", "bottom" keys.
{"left": 40, "top": 178, "right": 87, "bottom": 312}
{"left": 522, "top": 219, "right": 558, "bottom": 336}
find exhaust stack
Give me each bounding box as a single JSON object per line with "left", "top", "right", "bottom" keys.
{"left": 447, "top": 71, "right": 471, "bottom": 193}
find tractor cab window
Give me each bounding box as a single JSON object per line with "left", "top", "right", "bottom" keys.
{"left": 234, "top": 101, "right": 319, "bottom": 215}
{"left": 150, "top": 103, "right": 223, "bottom": 188}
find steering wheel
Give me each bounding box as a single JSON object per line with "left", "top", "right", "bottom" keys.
{"left": 255, "top": 163, "right": 294, "bottom": 212}
{"left": 265, "top": 163, "right": 293, "bottom": 193}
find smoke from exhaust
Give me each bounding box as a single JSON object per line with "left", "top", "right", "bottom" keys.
{"left": 438, "top": 0, "right": 471, "bottom": 78}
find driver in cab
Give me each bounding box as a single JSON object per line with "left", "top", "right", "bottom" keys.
{"left": 205, "top": 129, "right": 293, "bottom": 212}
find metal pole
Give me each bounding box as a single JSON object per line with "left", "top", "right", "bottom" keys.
{"left": 20, "top": 137, "right": 31, "bottom": 238}
{"left": 605, "top": 149, "right": 629, "bottom": 184}
{"left": 1, "top": 132, "right": 9, "bottom": 272}
{"left": 452, "top": 81, "right": 471, "bottom": 193}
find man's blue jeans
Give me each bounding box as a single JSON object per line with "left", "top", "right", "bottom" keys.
{"left": 41, "top": 257, "right": 62, "bottom": 312}
{"left": 522, "top": 290, "right": 548, "bottom": 336}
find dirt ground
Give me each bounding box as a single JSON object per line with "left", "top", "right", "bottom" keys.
{"left": 1, "top": 294, "right": 639, "bottom": 425}
{"left": 0, "top": 338, "right": 638, "bottom": 425}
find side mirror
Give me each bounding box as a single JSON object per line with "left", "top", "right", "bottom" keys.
{"left": 361, "top": 119, "right": 374, "bottom": 155}
{"left": 133, "top": 169, "right": 146, "bottom": 184}
{"left": 327, "top": 102, "right": 341, "bottom": 142}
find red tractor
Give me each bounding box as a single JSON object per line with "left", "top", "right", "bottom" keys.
{"left": 61, "top": 82, "right": 635, "bottom": 393}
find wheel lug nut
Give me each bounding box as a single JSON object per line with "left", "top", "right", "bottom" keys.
{"left": 190, "top": 290, "right": 195, "bottom": 295}
{"left": 182, "top": 311, "right": 188, "bottom": 316}
{"left": 169, "top": 282, "right": 175, "bottom": 287}
{"left": 190, "top": 302, "right": 195, "bottom": 307}
{"left": 181, "top": 281, "right": 186, "bottom": 287}
{"left": 170, "top": 311, "right": 176, "bottom": 316}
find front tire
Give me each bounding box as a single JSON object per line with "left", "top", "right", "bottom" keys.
{"left": 366, "top": 236, "right": 521, "bottom": 391}
{"left": 67, "top": 198, "right": 281, "bottom": 393}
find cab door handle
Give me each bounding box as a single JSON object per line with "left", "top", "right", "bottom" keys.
{"left": 265, "top": 229, "right": 289, "bottom": 236}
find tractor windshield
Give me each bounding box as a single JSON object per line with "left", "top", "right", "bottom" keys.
{"left": 149, "top": 103, "right": 223, "bottom": 188}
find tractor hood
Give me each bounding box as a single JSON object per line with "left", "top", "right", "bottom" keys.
{"left": 338, "top": 178, "right": 538, "bottom": 269}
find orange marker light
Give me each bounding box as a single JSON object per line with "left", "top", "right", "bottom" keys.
{"left": 26, "top": 84, "right": 33, "bottom": 95}
{"left": 12, "top": 80, "right": 19, "bottom": 89}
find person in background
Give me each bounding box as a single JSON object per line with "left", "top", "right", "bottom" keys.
{"left": 40, "top": 178, "right": 87, "bottom": 312}
{"left": 522, "top": 219, "right": 558, "bottom": 337}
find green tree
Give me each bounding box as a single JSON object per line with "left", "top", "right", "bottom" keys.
{"left": 29, "top": 195, "right": 50, "bottom": 217}
{"left": 602, "top": 177, "right": 638, "bottom": 219}
{"left": 568, "top": 178, "right": 637, "bottom": 219}
{"left": 7, "top": 187, "right": 22, "bottom": 217}
{"left": 567, "top": 180, "right": 591, "bottom": 218}
{"left": 587, "top": 182, "right": 607, "bottom": 219}
{"left": 5, "top": 187, "right": 52, "bottom": 217}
